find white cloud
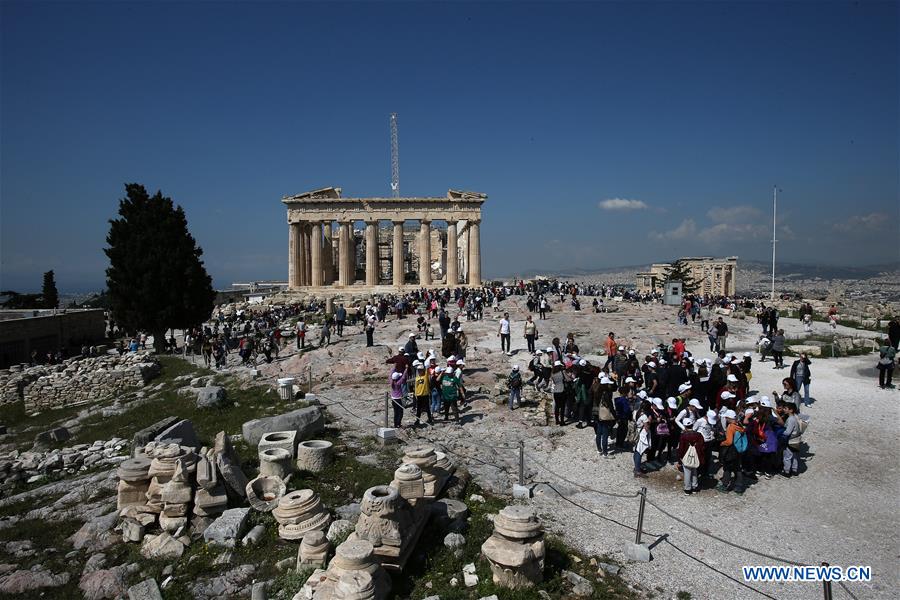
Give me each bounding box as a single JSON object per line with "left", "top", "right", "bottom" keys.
{"left": 599, "top": 198, "right": 648, "bottom": 211}
{"left": 706, "top": 205, "right": 762, "bottom": 224}
{"left": 698, "top": 222, "right": 769, "bottom": 243}
{"left": 832, "top": 212, "right": 889, "bottom": 232}
{"left": 650, "top": 219, "right": 697, "bottom": 241}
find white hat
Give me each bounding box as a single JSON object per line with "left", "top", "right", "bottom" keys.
{"left": 535, "top": 349, "right": 544, "bottom": 354}
{"left": 659, "top": 358, "right": 667, "bottom": 365}
{"left": 391, "top": 372, "right": 402, "bottom": 380}
{"left": 512, "top": 365, "right": 519, "bottom": 371}
{"left": 648, "top": 361, "right": 657, "bottom": 368}
{"left": 546, "top": 346, "right": 554, "bottom": 352}
{"left": 412, "top": 360, "right": 422, "bottom": 367}
{"left": 652, "top": 397, "right": 664, "bottom": 409}
{"left": 689, "top": 398, "right": 702, "bottom": 409}
{"left": 683, "top": 416, "right": 696, "bottom": 427}
{"left": 723, "top": 357, "right": 732, "bottom": 364}
{"left": 743, "top": 352, "right": 751, "bottom": 357}
{"left": 457, "top": 360, "right": 465, "bottom": 366}
{"left": 744, "top": 408, "right": 755, "bottom": 416}
{"left": 678, "top": 382, "right": 692, "bottom": 393}
{"left": 706, "top": 409, "right": 718, "bottom": 422}
{"left": 578, "top": 359, "right": 587, "bottom": 366}
{"left": 759, "top": 396, "right": 772, "bottom": 408}
{"left": 746, "top": 396, "right": 759, "bottom": 404}
{"left": 618, "top": 345, "right": 624, "bottom": 351}
{"left": 554, "top": 360, "right": 562, "bottom": 367}
{"left": 601, "top": 377, "right": 613, "bottom": 385}
{"left": 637, "top": 390, "right": 648, "bottom": 399}
{"left": 727, "top": 374, "right": 739, "bottom": 382}
{"left": 409, "top": 333, "right": 416, "bottom": 337}
{"left": 624, "top": 377, "right": 635, "bottom": 383}
{"left": 724, "top": 409, "right": 737, "bottom": 420}
{"left": 456, "top": 326, "right": 463, "bottom": 332}
{"left": 628, "top": 350, "right": 635, "bottom": 356}
{"left": 417, "top": 352, "right": 425, "bottom": 360}
{"left": 721, "top": 391, "right": 735, "bottom": 400}
{"left": 651, "top": 348, "right": 659, "bottom": 354}
{"left": 398, "top": 346, "right": 405, "bottom": 351}
{"left": 416, "top": 363, "right": 425, "bottom": 370}
{"left": 667, "top": 397, "right": 678, "bottom": 409}
{"left": 448, "top": 355, "right": 457, "bottom": 362}
{"left": 435, "top": 366, "right": 444, "bottom": 373}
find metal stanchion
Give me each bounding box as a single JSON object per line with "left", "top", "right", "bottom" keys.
{"left": 635, "top": 486, "right": 647, "bottom": 544}
{"left": 308, "top": 364, "right": 313, "bottom": 393}
{"left": 518, "top": 440, "right": 524, "bottom": 486}
{"left": 384, "top": 392, "right": 390, "bottom": 428}
{"left": 822, "top": 562, "right": 832, "bottom": 600}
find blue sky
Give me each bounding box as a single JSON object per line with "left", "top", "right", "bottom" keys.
{"left": 1, "top": 1, "right": 897, "bottom": 292}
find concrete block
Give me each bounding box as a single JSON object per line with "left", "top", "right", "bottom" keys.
{"left": 624, "top": 541, "right": 651, "bottom": 562}
{"left": 512, "top": 483, "right": 532, "bottom": 499}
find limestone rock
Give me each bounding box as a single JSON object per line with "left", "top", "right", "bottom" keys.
{"left": 196, "top": 386, "right": 227, "bottom": 409}
{"left": 141, "top": 532, "right": 185, "bottom": 560}
{"left": 241, "top": 406, "right": 324, "bottom": 446}
{"left": 128, "top": 578, "right": 163, "bottom": 600}
{"left": 203, "top": 508, "right": 251, "bottom": 548}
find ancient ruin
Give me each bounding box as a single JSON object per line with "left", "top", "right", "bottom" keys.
{"left": 273, "top": 489, "right": 332, "bottom": 541}
{"left": 481, "top": 505, "right": 546, "bottom": 589}
{"left": 299, "top": 538, "right": 391, "bottom": 600}
{"left": 636, "top": 256, "right": 738, "bottom": 296}
{"left": 296, "top": 439, "right": 334, "bottom": 473}
{"left": 283, "top": 187, "right": 486, "bottom": 290}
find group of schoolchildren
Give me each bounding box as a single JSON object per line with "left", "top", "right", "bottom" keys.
{"left": 386, "top": 333, "right": 468, "bottom": 428}
{"left": 513, "top": 335, "right": 807, "bottom": 495}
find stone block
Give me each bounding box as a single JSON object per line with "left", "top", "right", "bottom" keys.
{"left": 131, "top": 417, "right": 181, "bottom": 455}
{"left": 624, "top": 541, "right": 651, "bottom": 562}
{"left": 241, "top": 406, "right": 324, "bottom": 446}
{"left": 512, "top": 484, "right": 532, "bottom": 499}
{"left": 140, "top": 533, "right": 185, "bottom": 560}
{"left": 257, "top": 430, "right": 297, "bottom": 458}
{"left": 128, "top": 578, "right": 163, "bottom": 600}
{"left": 50, "top": 427, "right": 70, "bottom": 442}
{"left": 203, "top": 508, "right": 251, "bottom": 548}
{"left": 154, "top": 419, "right": 198, "bottom": 449}
{"left": 196, "top": 386, "right": 227, "bottom": 409}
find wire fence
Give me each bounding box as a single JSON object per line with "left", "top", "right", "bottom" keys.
{"left": 307, "top": 387, "right": 861, "bottom": 600}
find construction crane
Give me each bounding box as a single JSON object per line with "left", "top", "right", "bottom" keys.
{"left": 390, "top": 113, "right": 400, "bottom": 198}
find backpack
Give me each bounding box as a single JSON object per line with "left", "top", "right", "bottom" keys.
{"left": 733, "top": 430, "right": 748, "bottom": 453}
{"left": 656, "top": 417, "right": 670, "bottom": 436}
{"left": 682, "top": 445, "right": 701, "bottom": 469}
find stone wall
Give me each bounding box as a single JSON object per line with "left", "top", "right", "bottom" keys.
{"left": 0, "top": 352, "right": 160, "bottom": 411}
{"left": 0, "top": 309, "right": 106, "bottom": 368}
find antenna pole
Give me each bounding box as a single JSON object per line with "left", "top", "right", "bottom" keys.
{"left": 390, "top": 113, "right": 400, "bottom": 198}
{"left": 771, "top": 186, "right": 777, "bottom": 301}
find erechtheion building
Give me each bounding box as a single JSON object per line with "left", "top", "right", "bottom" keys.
{"left": 283, "top": 187, "right": 486, "bottom": 290}
{"left": 636, "top": 257, "right": 738, "bottom": 296}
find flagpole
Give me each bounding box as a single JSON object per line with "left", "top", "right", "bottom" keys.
{"left": 770, "top": 186, "right": 777, "bottom": 301}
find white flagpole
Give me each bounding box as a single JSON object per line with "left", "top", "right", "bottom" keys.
{"left": 771, "top": 186, "right": 777, "bottom": 301}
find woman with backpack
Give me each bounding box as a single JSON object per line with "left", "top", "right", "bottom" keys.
{"left": 677, "top": 416, "right": 705, "bottom": 495}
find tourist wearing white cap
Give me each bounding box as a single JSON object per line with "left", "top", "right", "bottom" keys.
{"left": 694, "top": 409, "right": 719, "bottom": 481}
{"left": 550, "top": 361, "right": 567, "bottom": 425}
{"left": 592, "top": 375, "right": 617, "bottom": 457}
{"left": 676, "top": 398, "right": 702, "bottom": 432}
{"left": 632, "top": 399, "right": 653, "bottom": 477}
{"left": 717, "top": 409, "right": 746, "bottom": 494}
{"left": 413, "top": 363, "right": 433, "bottom": 426}
{"left": 438, "top": 364, "right": 463, "bottom": 422}
{"left": 646, "top": 397, "right": 669, "bottom": 468}
{"left": 644, "top": 361, "right": 659, "bottom": 397}
{"left": 456, "top": 327, "right": 468, "bottom": 360}
{"left": 677, "top": 416, "right": 705, "bottom": 495}
{"left": 507, "top": 365, "right": 522, "bottom": 410}
{"left": 614, "top": 385, "right": 634, "bottom": 450}
{"left": 389, "top": 369, "right": 407, "bottom": 428}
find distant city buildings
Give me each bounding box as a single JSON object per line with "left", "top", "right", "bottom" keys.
{"left": 636, "top": 256, "right": 738, "bottom": 296}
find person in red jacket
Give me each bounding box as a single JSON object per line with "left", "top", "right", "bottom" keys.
{"left": 677, "top": 416, "right": 706, "bottom": 495}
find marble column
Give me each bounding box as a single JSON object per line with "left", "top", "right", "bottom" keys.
{"left": 323, "top": 223, "right": 334, "bottom": 285}
{"left": 392, "top": 221, "right": 404, "bottom": 287}
{"left": 468, "top": 220, "right": 481, "bottom": 287}
{"left": 303, "top": 223, "right": 312, "bottom": 286}
{"left": 419, "top": 220, "right": 432, "bottom": 286}
{"left": 446, "top": 221, "right": 458, "bottom": 287}
{"left": 288, "top": 222, "right": 301, "bottom": 289}
{"left": 339, "top": 221, "right": 352, "bottom": 286}
{"left": 365, "top": 222, "right": 378, "bottom": 286}
{"left": 310, "top": 221, "right": 323, "bottom": 287}
{"left": 298, "top": 221, "right": 309, "bottom": 287}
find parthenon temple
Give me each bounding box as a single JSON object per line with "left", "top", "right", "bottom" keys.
{"left": 283, "top": 187, "right": 487, "bottom": 290}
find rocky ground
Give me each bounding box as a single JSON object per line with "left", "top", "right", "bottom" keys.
{"left": 245, "top": 295, "right": 897, "bottom": 600}
{"left": 0, "top": 295, "right": 895, "bottom": 600}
